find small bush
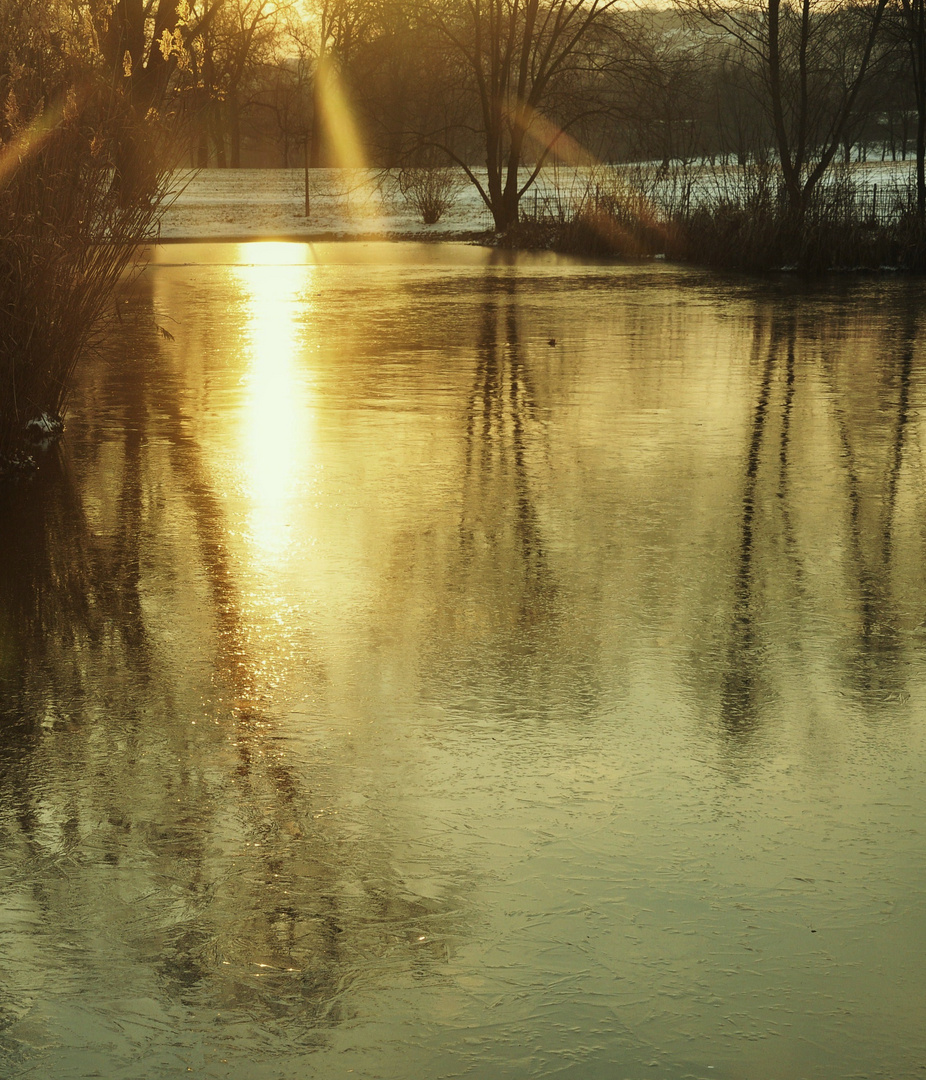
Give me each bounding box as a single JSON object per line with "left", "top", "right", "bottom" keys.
{"left": 397, "top": 166, "right": 463, "bottom": 224}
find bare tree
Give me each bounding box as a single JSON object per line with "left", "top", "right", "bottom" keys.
{"left": 247, "top": 53, "right": 313, "bottom": 165}
{"left": 679, "top": 0, "right": 889, "bottom": 216}
{"left": 65, "top": 0, "right": 238, "bottom": 186}
{"left": 899, "top": 0, "right": 926, "bottom": 217}
{"left": 426, "top": 0, "right": 619, "bottom": 231}
{"left": 708, "top": 48, "right": 770, "bottom": 164}
{"left": 215, "top": 0, "right": 284, "bottom": 166}
{"left": 180, "top": 0, "right": 287, "bottom": 167}
{"left": 344, "top": 0, "right": 452, "bottom": 167}
{"left": 604, "top": 9, "right": 712, "bottom": 166}
{"left": 86, "top": 0, "right": 191, "bottom": 196}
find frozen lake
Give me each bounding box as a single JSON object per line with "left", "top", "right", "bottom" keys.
{"left": 1, "top": 241, "right": 925, "bottom": 1079}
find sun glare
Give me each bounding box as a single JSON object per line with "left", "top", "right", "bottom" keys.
{"left": 234, "top": 242, "right": 314, "bottom": 558}
{"left": 0, "top": 102, "right": 61, "bottom": 187}
{"left": 315, "top": 55, "right": 384, "bottom": 227}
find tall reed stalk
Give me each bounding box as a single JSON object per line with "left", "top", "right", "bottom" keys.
{"left": 1, "top": 93, "right": 174, "bottom": 473}
{"left": 520, "top": 162, "right": 926, "bottom": 272}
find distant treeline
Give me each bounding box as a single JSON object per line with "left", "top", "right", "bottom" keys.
{"left": 2, "top": 4, "right": 921, "bottom": 181}
{"left": 207, "top": 2, "right": 920, "bottom": 179}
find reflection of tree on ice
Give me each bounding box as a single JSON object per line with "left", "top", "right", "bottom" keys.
{"left": 716, "top": 301, "right": 922, "bottom": 743}
{"left": 421, "top": 283, "right": 601, "bottom": 728}
{"left": 826, "top": 303, "right": 918, "bottom": 701}
{"left": 458, "top": 292, "right": 556, "bottom": 628}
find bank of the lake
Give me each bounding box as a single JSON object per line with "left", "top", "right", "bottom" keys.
{"left": 159, "top": 165, "right": 926, "bottom": 273}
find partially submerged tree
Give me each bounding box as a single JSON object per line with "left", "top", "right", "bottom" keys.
{"left": 426, "top": 0, "right": 619, "bottom": 231}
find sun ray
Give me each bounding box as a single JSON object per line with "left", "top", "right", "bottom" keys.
{"left": 515, "top": 104, "right": 598, "bottom": 169}
{"left": 315, "top": 54, "right": 383, "bottom": 229}
{"left": 0, "top": 101, "right": 63, "bottom": 188}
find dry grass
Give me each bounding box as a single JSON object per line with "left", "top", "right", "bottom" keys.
{"left": 513, "top": 162, "right": 926, "bottom": 272}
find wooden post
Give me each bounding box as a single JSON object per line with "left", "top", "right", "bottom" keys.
{"left": 304, "top": 138, "right": 310, "bottom": 218}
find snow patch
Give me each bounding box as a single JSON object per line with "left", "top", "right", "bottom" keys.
{"left": 26, "top": 413, "right": 64, "bottom": 436}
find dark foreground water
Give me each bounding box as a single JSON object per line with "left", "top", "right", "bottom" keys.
{"left": 2, "top": 242, "right": 925, "bottom": 1080}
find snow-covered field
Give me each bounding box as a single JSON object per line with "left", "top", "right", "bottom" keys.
{"left": 158, "top": 168, "right": 495, "bottom": 240}
{"left": 158, "top": 161, "right": 917, "bottom": 242}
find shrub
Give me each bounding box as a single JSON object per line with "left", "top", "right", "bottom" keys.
{"left": 531, "top": 162, "right": 926, "bottom": 273}
{"left": 0, "top": 1, "right": 177, "bottom": 475}
{"left": 397, "top": 166, "right": 463, "bottom": 224}
{"left": 0, "top": 95, "right": 173, "bottom": 473}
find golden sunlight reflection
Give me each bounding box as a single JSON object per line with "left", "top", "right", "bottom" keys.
{"left": 233, "top": 242, "right": 314, "bottom": 560}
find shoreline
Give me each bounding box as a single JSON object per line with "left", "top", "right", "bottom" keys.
{"left": 154, "top": 167, "right": 926, "bottom": 272}
{"left": 152, "top": 229, "right": 494, "bottom": 245}
{"left": 145, "top": 229, "right": 919, "bottom": 275}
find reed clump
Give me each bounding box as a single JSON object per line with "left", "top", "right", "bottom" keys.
{"left": 505, "top": 169, "right": 680, "bottom": 257}
{"left": 1, "top": 24, "right": 175, "bottom": 477}
{"left": 672, "top": 170, "right": 912, "bottom": 272}
{"left": 558, "top": 181, "right": 683, "bottom": 258}
{"left": 536, "top": 163, "right": 926, "bottom": 273}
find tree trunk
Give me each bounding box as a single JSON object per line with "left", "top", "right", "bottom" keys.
{"left": 229, "top": 95, "right": 242, "bottom": 169}
{"left": 310, "top": 54, "right": 327, "bottom": 168}
{"left": 917, "top": 106, "right": 926, "bottom": 219}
